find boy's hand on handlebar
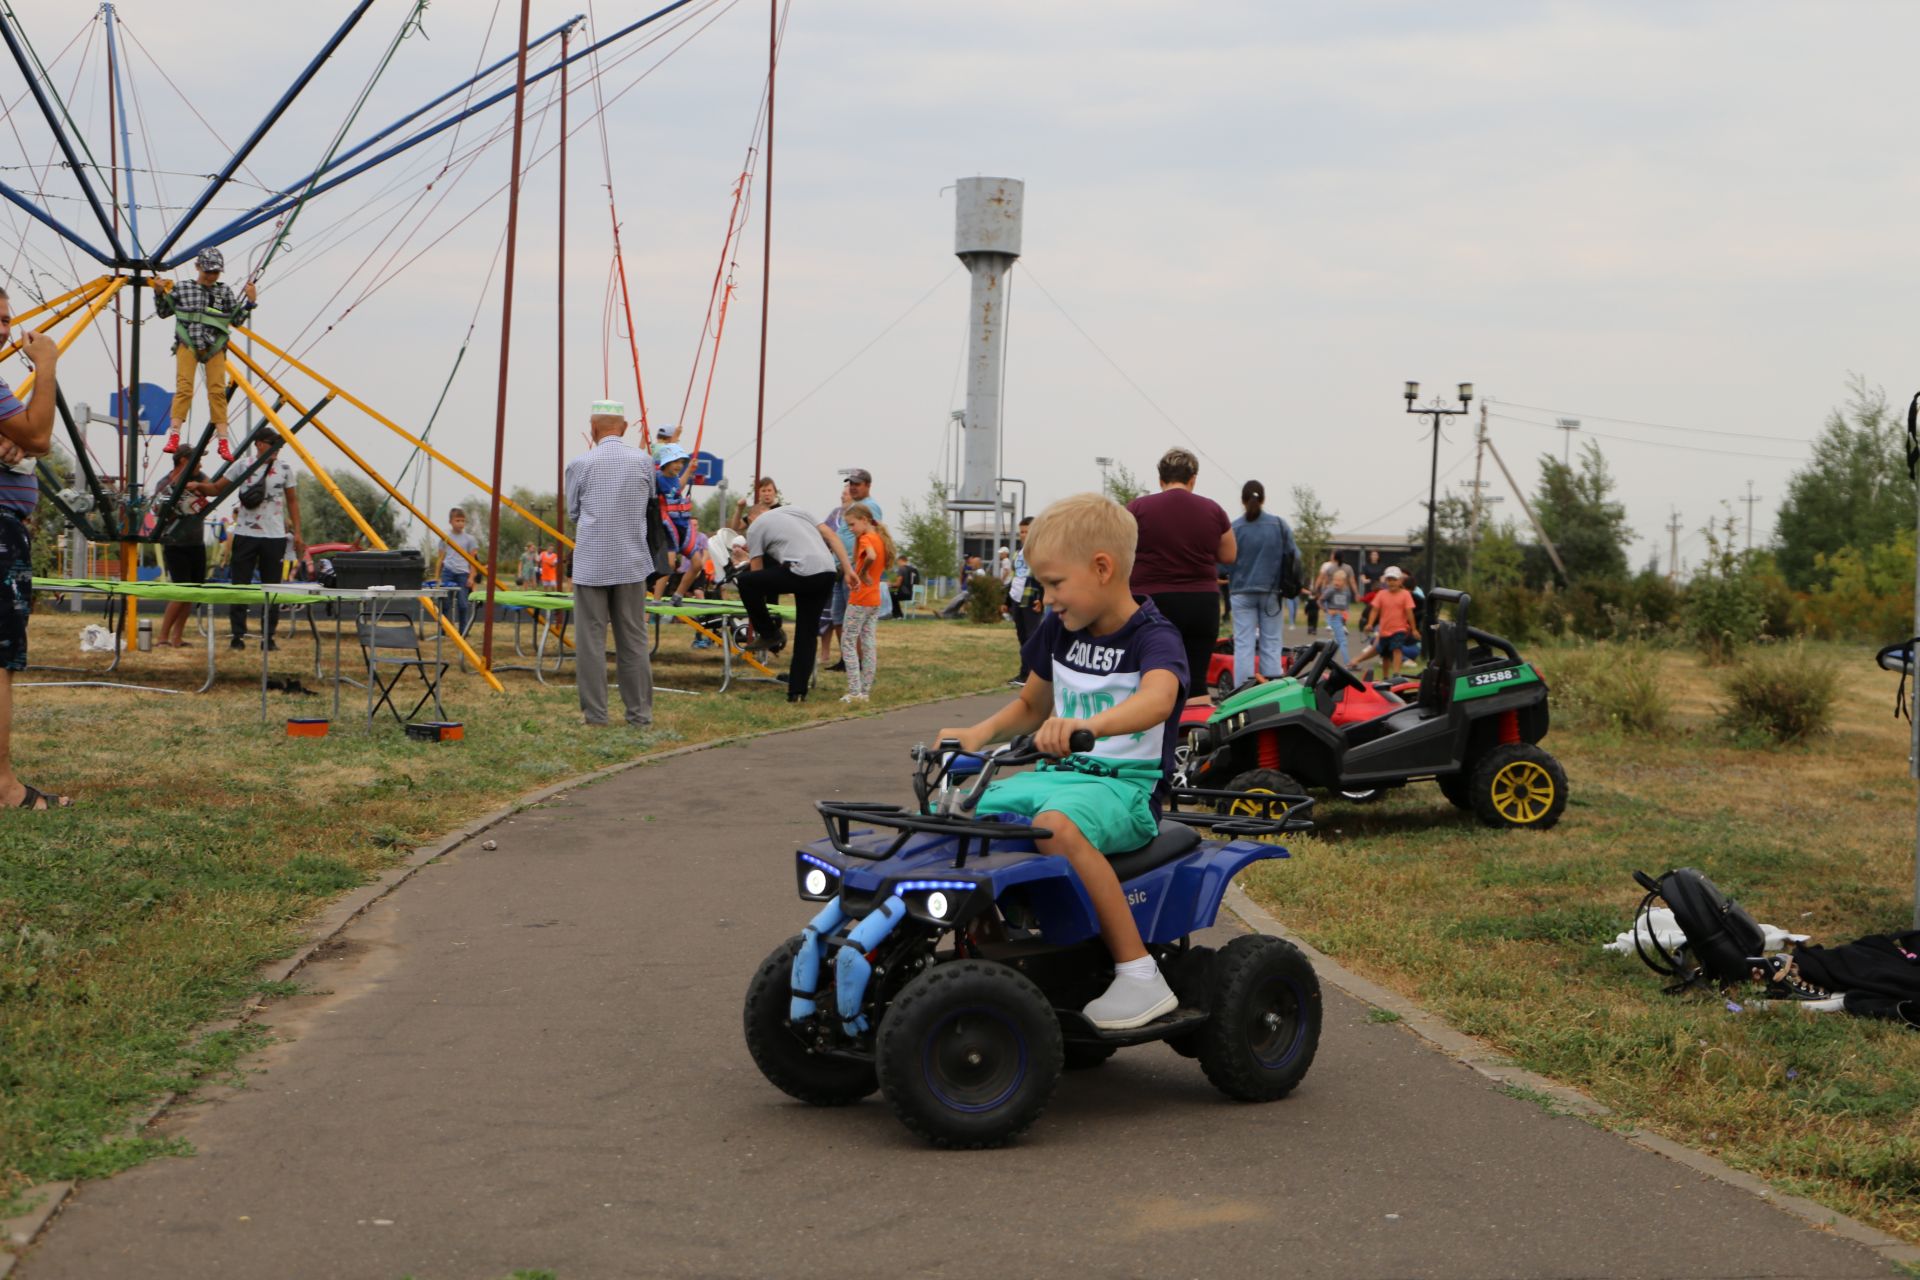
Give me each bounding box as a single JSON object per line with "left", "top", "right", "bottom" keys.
{"left": 935, "top": 726, "right": 988, "bottom": 753}
{"left": 1033, "top": 717, "right": 1093, "bottom": 758}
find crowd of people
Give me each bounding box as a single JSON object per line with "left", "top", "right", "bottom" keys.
{"left": 556, "top": 399, "right": 901, "bottom": 724}
{"left": 0, "top": 298, "right": 1414, "bottom": 814}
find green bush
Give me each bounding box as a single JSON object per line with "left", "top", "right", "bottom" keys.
{"left": 1542, "top": 642, "right": 1670, "bottom": 734}
{"left": 1718, "top": 645, "right": 1839, "bottom": 743}
{"left": 1624, "top": 571, "right": 1683, "bottom": 633}
{"left": 1800, "top": 536, "right": 1913, "bottom": 641}
{"left": 962, "top": 574, "right": 1007, "bottom": 625}
{"left": 1685, "top": 522, "right": 1764, "bottom": 662}
{"left": 1479, "top": 584, "right": 1544, "bottom": 642}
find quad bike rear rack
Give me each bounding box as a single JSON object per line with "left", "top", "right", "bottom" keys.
{"left": 1165, "top": 786, "right": 1318, "bottom": 833}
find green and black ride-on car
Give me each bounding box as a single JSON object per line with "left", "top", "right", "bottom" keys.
{"left": 1187, "top": 589, "right": 1567, "bottom": 829}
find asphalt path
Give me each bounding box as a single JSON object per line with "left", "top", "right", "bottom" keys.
{"left": 23, "top": 695, "right": 1895, "bottom": 1278}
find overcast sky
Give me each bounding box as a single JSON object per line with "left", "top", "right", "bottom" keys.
{"left": 4, "top": 0, "right": 1917, "bottom": 572}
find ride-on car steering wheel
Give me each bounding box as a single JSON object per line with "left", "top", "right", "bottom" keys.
{"left": 1289, "top": 639, "right": 1367, "bottom": 698}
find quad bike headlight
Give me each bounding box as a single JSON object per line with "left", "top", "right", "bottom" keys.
{"left": 897, "top": 879, "right": 981, "bottom": 926}
{"left": 795, "top": 852, "right": 840, "bottom": 901}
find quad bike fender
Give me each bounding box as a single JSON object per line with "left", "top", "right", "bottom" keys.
{"left": 1127, "top": 840, "right": 1292, "bottom": 946}
{"left": 981, "top": 839, "right": 1287, "bottom": 948}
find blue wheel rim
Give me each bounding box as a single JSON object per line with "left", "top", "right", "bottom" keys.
{"left": 923, "top": 1005, "right": 1027, "bottom": 1113}
{"left": 1249, "top": 977, "right": 1307, "bottom": 1069}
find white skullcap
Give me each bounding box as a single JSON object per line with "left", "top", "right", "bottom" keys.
{"left": 590, "top": 399, "right": 625, "bottom": 417}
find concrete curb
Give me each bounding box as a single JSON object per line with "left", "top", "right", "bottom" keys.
{"left": 1222, "top": 883, "right": 1920, "bottom": 1271}
{"left": 0, "top": 687, "right": 1002, "bottom": 1276}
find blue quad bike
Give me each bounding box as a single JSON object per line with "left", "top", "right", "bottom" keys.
{"left": 742, "top": 731, "right": 1324, "bottom": 1148}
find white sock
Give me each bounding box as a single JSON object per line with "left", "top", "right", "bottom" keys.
{"left": 1114, "top": 956, "right": 1160, "bottom": 983}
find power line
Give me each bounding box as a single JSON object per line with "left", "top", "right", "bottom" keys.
{"left": 1488, "top": 412, "right": 1805, "bottom": 463}
{"left": 723, "top": 264, "right": 962, "bottom": 461}
{"left": 1346, "top": 448, "right": 1474, "bottom": 533}
{"left": 1493, "top": 398, "right": 1812, "bottom": 445}
{"left": 1018, "top": 264, "right": 1240, "bottom": 486}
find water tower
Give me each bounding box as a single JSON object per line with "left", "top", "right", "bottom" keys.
{"left": 950, "top": 176, "right": 1023, "bottom": 555}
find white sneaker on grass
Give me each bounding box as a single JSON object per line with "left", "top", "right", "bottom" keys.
{"left": 1084, "top": 969, "right": 1178, "bottom": 1031}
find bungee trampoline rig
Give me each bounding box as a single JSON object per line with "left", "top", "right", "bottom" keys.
{"left": 0, "top": 0, "right": 787, "bottom": 691}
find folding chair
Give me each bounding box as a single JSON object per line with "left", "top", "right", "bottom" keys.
{"left": 357, "top": 613, "right": 450, "bottom": 725}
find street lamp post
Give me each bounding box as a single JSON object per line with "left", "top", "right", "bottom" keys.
{"left": 1555, "top": 417, "right": 1582, "bottom": 464}
{"left": 1095, "top": 455, "right": 1114, "bottom": 497}
{"left": 1404, "top": 380, "right": 1473, "bottom": 592}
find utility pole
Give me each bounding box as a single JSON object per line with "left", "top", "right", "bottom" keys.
{"left": 1666, "top": 508, "right": 1684, "bottom": 583}
{"left": 1740, "top": 479, "right": 1762, "bottom": 552}
{"left": 1465, "top": 400, "right": 1487, "bottom": 585}
{"left": 1484, "top": 435, "right": 1569, "bottom": 583}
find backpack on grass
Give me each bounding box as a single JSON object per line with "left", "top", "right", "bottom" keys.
{"left": 1630, "top": 868, "right": 1766, "bottom": 992}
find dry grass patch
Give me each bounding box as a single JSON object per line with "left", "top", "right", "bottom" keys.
{"left": 1245, "top": 640, "right": 1920, "bottom": 1243}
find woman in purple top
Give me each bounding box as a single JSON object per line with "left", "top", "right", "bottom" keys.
{"left": 1127, "top": 447, "right": 1236, "bottom": 701}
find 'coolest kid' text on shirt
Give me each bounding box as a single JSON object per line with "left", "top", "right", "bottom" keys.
{"left": 1019, "top": 597, "right": 1189, "bottom": 780}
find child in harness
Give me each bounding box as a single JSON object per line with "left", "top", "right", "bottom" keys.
{"left": 154, "top": 248, "right": 257, "bottom": 463}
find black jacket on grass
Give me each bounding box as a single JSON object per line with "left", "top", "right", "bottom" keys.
{"left": 1793, "top": 931, "right": 1920, "bottom": 1028}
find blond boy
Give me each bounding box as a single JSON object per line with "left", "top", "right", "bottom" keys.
{"left": 937, "top": 493, "right": 1190, "bottom": 1029}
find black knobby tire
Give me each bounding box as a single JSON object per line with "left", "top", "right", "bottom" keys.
{"left": 743, "top": 937, "right": 879, "bottom": 1106}
{"left": 1436, "top": 771, "right": 1474, "bottom": 811}
{"left": 1468, "top": 742, "right": 1569, "bottom": 830}
{"left": 1218, "top": 768, "right": 1306, "bottom": 833}
{"left": 1195, "top": 934, "right": 1322, "bottom": 1102}
{"left": 1063, "top": 1041, "right": 1117, "bottom": 1071}
{"left": 875, "top": 960, "right": 1063, "bottom": 1149}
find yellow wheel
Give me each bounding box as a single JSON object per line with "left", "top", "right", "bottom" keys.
{"left": 1468, "top": 744, "right": 1568, "bottom": 830}
{"left": 1217, "top": 769, "right": 1302, "bottom": 842}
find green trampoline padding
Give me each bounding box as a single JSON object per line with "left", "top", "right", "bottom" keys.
{"left": 32, "top": 576, "right": 353, "bottom": 606}
{"left": 475, "top": 589, "right": 796, "bottom": 620}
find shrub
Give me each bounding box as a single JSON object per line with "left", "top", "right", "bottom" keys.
{"left": 1718, "top": 645, "right": 1839, "bottom": 744}
{"left": 1685, "top": 519, "right": 1763, "bottom": 662}
{"left": 962, "top": 574, "right": 1007, "bottom": 625}
{"left": 1800, "top": 536, "right": 1913, "bottom": 641}
{"left": 1543, "top": 643, "right": 1670, "bottom": 734}
{"left": 1479, "top": 584, "right": 1544, "bottom": 643}
{"left": 1624, "top": 571, "right": 1682, "bottom": 633}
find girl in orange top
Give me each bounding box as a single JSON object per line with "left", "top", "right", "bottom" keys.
{"left": 840, "top": 502, "right": 894, "bottom": 701}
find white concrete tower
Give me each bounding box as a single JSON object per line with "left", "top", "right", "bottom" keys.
{"left": 953, "top": 177, "right": 1023, "bottom": 508}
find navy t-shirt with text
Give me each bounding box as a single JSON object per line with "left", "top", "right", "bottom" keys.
{"left": 1019, "top": 597, "right": 1190, "bottom": 783}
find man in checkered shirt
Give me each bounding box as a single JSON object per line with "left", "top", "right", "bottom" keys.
{"left": 153, "top": 247, "right": 256, "bottom": 462}
{"left": 563, "top": 401, "right": 656, "bottom": 727}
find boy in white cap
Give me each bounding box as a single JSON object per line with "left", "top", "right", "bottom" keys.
{"left": 154, "top": 248, "right": 256, "bottom": 462}
{"left": 1370, "top": 566, "right": 1421, "bottom": 677}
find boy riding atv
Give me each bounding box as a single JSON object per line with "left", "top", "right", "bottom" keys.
{"left": 938, "top": 492, "right": 1190, "bottom": 1029}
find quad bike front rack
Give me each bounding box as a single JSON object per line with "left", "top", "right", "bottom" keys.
{"left": 814, "top": 801, "right": 1054, "bottom": 867}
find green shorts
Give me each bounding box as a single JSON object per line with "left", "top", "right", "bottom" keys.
{"left": 975, "top": 761, "right": 1159, "bottom": 855}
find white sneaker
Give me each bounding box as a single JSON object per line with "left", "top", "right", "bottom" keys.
{"left": 1084, "top": 970, "right": 1179, "bottom": 1031}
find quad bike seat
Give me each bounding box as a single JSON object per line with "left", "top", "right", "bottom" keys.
{"left": 1109, "top": 818, "right": 1202, "bottom": 882}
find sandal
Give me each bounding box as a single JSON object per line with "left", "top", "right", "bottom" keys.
{"left": 13, "top": 783, "right": 72, "bottom": 811}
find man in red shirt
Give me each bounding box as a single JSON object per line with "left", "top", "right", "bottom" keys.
{"left": 1370, "top": 566, "right": 1421, "bottom": 677}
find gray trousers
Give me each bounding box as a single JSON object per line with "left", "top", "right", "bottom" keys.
{"left": 573, "top": 581, "right": 653, "bottom": 726}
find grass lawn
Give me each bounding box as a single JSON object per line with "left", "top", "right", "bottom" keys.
{"left": 1242, "top": 639, "right": 1920, "bottom": 1244}
{"left": 0, "top": 607, "right": 1015, "bottom": 1202}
